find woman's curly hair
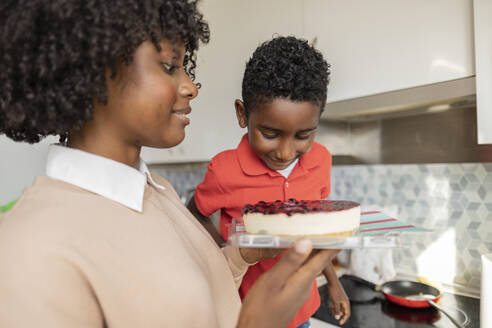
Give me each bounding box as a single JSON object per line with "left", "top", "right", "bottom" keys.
{"left": 242, "top": 36, "right": 330, "bottom": 117}
{"left": 0, "top": 0, "right": 210, "bottom": 143}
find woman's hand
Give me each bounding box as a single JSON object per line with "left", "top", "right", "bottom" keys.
{"left": 237, "top": 240, "right": 339, "bottom": 328}
{"left": 327, "top": 278, "right": 350, "bottom": 325}
{"left": 239, "top": 247, "right": 284, "bottom": 264}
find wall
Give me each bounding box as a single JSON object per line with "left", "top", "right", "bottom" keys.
{"left": 0, "top": 135, "right": 58, "bottom": 205}
{"left": 142, "top": 0, "right": 304, "bottom": 163}
{"left": 331, "top": 163, "right": 491, "bottom": 293}
{"left": 321, "top": 106, "right": 492, "bottom": 165}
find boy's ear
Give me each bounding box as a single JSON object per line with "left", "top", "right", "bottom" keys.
{"left": 235, "top": 99, "right": 248, "bottom": 128}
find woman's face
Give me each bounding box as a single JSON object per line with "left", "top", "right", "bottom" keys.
{"left": 105, "top": 39, "right": 198, "bottom": 149}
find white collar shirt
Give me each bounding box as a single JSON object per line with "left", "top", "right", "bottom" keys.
{"left": 276, "top": 158, "right": 299, "bottom": 178}
{"left": 46, "top": 145, "right": 165, "bottom": 212}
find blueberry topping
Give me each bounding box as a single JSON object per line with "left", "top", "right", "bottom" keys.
{"left": 242, "top": 199, "right": 359, "bottom": 215}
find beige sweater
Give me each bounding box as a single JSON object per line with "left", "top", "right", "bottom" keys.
{"left": 0, "top": 175, "right": 248, "bottom": 327}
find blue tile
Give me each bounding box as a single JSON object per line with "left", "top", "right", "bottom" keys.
{"left": 484, "top": 164, "right": 492, "bottom": 172}
{"left": 478, "top": 186, "right": 487, "bottom": 201}
{"left": 467, "top": 202, "right": 481, "bottom": 211}
{"left": 468, "top": 249, "right": 481, "bottom": 258}
{"left": 450, "top": 183, "right": 461, "bottom": 191}
{"left": 459, "top": 176, "right": 468, "bottom": 189}
{"left": 467, "top": 221, "right": 481, "bottom": 230}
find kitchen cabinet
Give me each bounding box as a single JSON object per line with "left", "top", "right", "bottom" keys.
{"left": 142, "top": 0, "right": 304, "bottom": 163}
{"left": 474, "top": 0, "right": 492, "bottom": 144}
{"left": 302, "top": 0, "right": 475, "bottom": 103}
{"left": 0, "top": 135, "right": 58, "bottom": 205}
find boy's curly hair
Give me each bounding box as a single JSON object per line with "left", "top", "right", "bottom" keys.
{"left": 0, "top": 0, "right": 210, "bottom": 143}
{"left": 242, "top": 36, "right": 330, "bottom": 117}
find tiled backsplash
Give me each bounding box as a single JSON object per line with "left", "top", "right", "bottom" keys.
{"left": 153, "top": 167, "right": 206, "bottom": 200}
{"left": 331, "top": 163, "right": 492, "bottom": 292}
{"left": 153, "top": 163, "right": 492, "bottom": 292}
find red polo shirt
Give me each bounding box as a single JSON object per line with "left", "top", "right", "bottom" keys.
{"left": 195, "top": 133, "right": 331, "bottom": 328}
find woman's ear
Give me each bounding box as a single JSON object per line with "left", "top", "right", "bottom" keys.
{"left": 235, "top": 99, "right": 248, "bottom": 128}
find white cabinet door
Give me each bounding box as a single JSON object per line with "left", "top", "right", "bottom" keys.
{"left": 474, "top": 0, "right": 492, "bottom": 144}
{"left": 303, "top": 0, "right": 475, "bottom": 103}
{"left": 142, "top": 0, "right": 304, "bottom": 163}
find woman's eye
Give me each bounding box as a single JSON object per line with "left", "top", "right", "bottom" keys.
{"left": 161, "top": 62, "right": 177, "bottom": 74}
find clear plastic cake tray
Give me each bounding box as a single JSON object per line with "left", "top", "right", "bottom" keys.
{"left": 227, "top": 211, "right": 430, "bottom": 249}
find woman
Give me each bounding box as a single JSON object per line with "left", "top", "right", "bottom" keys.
{"left": 0, "top": 1, "right": 337, "bottom": 327}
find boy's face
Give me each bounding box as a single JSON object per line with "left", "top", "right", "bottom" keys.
{"left": 235, "top": 98, "right": 320, "bottom": 171}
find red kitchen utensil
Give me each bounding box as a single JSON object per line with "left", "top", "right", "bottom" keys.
{"left": 344, "top": 274, "right": 465, "bottom": 327}
{"left": 344, "top": 274, "right": 441, "bottom": 308}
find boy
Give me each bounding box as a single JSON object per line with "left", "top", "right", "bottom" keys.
{"left": 187, "top": 36, "right": 350, "bottom": 327}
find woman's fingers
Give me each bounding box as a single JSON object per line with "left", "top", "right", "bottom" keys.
{"left": 292, "top": 248, "right": 337, "bottom": 281}
{"left": 264, "top": 239, "right": 313, "bottom": 289}
{"left": 281, "top": 248, "right": 338, "bottom": 302}
{"left": 237, "top": 241, "right": 343, "bottom": 328}
{"left": 237, "top": 240, "right": 315, "bottom": 328}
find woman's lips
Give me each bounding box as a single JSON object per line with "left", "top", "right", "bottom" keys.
{"left": 172, "top": 107, "right": 191, "bottom": 125}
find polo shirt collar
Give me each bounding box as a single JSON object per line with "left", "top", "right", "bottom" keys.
{"left": 236, "top": 133, "right": 322, "bottom": 177}
{"left": 46, "top": 145, "right": 165, "bottom": 212}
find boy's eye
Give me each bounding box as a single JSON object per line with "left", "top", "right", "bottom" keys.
{"left": 296, "top": 134, "right": 310, "bottom": 140}
{"left": 161, "top": 62, "right": 178, "bottom": 74}
{"left": 261, "top": 132, "right": 278, "bottom": 139}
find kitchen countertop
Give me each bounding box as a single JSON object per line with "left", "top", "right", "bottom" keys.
{"left": 311, "top": 317, "right": 339, "bottom": 328}
{"left": 314, "top": 275, "right": 480, "bottom": 328}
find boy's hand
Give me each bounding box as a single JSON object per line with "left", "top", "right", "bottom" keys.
{"left": 237, "top": 240, "right": 338, "bottom": 328}
{"left": 239, "top": 247, "right": 284, "bottom": 264}
{"left": 327, "top": 278, "right": 350, "bottom": 325}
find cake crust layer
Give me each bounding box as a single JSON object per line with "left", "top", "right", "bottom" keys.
{"left": 270, "top": 230, "right": 356, "bottom": 237}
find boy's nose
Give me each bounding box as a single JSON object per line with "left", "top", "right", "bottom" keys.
{"left": 276, "top": 140, "right": 296, "bottom": 162}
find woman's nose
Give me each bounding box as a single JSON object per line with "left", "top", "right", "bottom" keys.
{"left": 179, "top": 71, "right": 198, "bottom": 100}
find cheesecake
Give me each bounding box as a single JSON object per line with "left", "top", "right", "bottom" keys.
{"left": 241, "top": 198, "right": 360, "bottom": 236}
